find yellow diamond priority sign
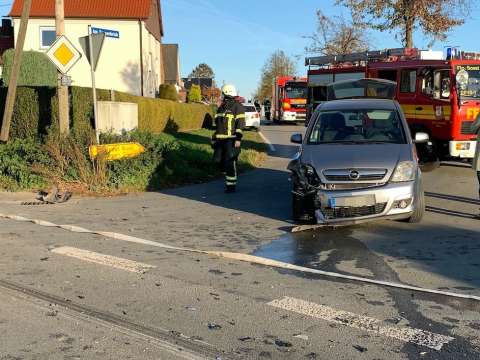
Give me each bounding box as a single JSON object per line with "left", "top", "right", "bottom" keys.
{"left": 46, "top": 35, "right": 82, "bottom": 74}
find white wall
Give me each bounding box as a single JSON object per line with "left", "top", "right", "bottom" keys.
{"left": 13, "top": 18, "right": 162, "bottom": 97}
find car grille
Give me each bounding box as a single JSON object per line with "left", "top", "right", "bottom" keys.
{"left": 323, "top": 169, "right": 387, "bottom": 182}
{"left": 461, "top": 121, "right": 475, "bottom": 135}
{"left": 322, "top": 203, "right": 387, "bottom": 219}
{"left": 320, "top": 183, "right": 384, "bottom": 191}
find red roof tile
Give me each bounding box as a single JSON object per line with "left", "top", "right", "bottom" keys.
{"left": 10, "top": 0, "right": 151, "bottom": 20}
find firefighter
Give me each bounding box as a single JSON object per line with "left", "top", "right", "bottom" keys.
{"left": 473, "top": 114, "right": 480, "bottom": 219}
{"left": 212, "top": 84, "right": 245, "bottom": 193}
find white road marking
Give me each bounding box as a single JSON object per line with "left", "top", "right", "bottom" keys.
{"left": 51, "top": 246, "right": 156, "bottom": 274}
{"left": 2, "top": 212, "right": 480, "bottom": 302}
{"left": 268, "top": 297, "right": 454, "bottom": 351}
{"left": 258, "top": 131, "right": 276, "bottom": 152}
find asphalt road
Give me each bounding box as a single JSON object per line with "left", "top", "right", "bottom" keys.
{"left": 1, "top": 123, "right": 479, "bottom": 359}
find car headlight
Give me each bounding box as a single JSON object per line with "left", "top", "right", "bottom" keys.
{"left": 391, "top": 161, "right": 416, "bottom": 182}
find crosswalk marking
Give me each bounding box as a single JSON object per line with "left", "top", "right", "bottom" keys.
{"left": 268, "top": 297, "right": 454, "bottom": 350}
{"left": 51, "top": 247, "right": 156, "bottom": 274}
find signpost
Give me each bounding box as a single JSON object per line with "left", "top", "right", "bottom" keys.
{"left": 89, "top": 143, "right": 145, "bottom": 161}
{"left": 79, "top": 29, "right": 106, "bottom": 144}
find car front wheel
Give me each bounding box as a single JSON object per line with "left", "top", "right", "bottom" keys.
{"left": 404, "top": 190, "right": 425, "bottom": 223}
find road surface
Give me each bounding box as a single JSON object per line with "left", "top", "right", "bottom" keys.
{"left": 1, "top": 123, "right": 479, "bottom": 359}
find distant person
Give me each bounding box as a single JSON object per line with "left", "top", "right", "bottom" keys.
{"left": 212, "top": 84, "right": 245, "bottom": 193}
{"left": 473, "top": 115, "right": 480, "bottom": 219}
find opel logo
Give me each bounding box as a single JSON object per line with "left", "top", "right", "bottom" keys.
{"left": 349, "top": 170, "right": 360, "bottom": 180}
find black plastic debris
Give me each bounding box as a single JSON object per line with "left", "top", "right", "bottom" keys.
{"left": 275, "top": 339, "right": 293, "bottom": 348}
{"left": 353, "top": 345, "right": 368, "bottom": 353}
{"left": 238, "top": 337, "right": 254, "bottom": 342}
{"left": 208, "top": 323, "right": 222, "bottom": 330}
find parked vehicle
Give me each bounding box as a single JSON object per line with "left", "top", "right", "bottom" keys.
{"left": 306, "top": 48, "right": 480, "bottom": 159}
{"left": 243, "top": 104, "right": 261, "bottom": 130}
{"left": 272, "top": 76, "right": 307, "bottom": 123}
{"left": 288, "top": 79, "right": 428, "bottom": 225}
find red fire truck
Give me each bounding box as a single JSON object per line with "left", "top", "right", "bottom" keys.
{"left": 272, "top": 76, "right": 307, "bottom": 123}
{"left": 306, "top": 48, "right": 480, "bottom": 159}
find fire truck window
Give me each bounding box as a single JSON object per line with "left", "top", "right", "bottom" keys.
{"left": 422, "top": 71, "right": 434, "bottom": 96}
{"left": 433, "top": 70, "right": 451, "bottom": 100}
{"left": 400, "top": 70, "right": 416, "bottom": 93}
{"left": 378, "top": 70, "right": 397, "bottom": 82}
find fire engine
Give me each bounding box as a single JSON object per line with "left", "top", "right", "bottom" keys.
{"left": 306, "top": 48, "right": 480, "bottom": 159}
{"left": 272, "top": 76, "right": 307, "bottom": 123}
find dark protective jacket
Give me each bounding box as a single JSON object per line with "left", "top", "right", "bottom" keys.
{"left": 213, "top": 98, "right": 245, "bottom": 141}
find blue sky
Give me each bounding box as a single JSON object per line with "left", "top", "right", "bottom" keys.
{"left": 2, "top": 0, "right": 480, "bottom": 97}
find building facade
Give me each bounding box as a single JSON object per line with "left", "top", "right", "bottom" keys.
{"left": 9, "top": 0, "right": 164, "bottom": 97}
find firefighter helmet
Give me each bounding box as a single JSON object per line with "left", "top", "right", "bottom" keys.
{"left": 222, "top": 84, "right": 237, "bottom": 97}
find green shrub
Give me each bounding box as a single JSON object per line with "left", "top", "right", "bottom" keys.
{"left": 2, "top": 50, "right": 57, "bottom": 87}
{"left": 187, "top": 85, "right": 202, "bottom": 103}
{"left": 158, "top": 84, "right": 178, "bottom": 101}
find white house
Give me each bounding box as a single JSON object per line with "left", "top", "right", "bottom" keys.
{"left": 9, "top": 0, "right": 164, "bottom": 97}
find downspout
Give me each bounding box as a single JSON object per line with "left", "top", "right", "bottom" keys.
{"left": 139, "top": 20, "right": 144, "bottom": 96}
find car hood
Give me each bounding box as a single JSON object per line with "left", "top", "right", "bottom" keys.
{"left": 301, "top": 143, "right": 413, "bottom": 180}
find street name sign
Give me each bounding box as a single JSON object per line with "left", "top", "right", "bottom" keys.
{"left": 45, "top": 35, "right": 82, "bottom": 74}
{"left": 91, "top": 27, "right": 120, "bottom": 39}
{"left": 89, "top": 143, "right": 146, "bottom": 161}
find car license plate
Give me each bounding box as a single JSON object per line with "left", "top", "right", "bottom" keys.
{"left": 329, "top": 195, "right": 376, "bottom": 208}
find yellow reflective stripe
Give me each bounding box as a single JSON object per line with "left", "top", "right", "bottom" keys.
{"left": 215, "top": 134, "right": 236, "bottom": 139}
{"left": 236, "top": 129, "right": 243, "bottom": 133}
{"left": 228, "top": 118, "right": 233, "bottom": 136}
{"left": 225, "top": 114, "right": 235, "bottom": 119}
{"left": 235, "top": 114, "right": 245, "bottom": 119}
{"left": 226, "top": 176, "right": 237, "bottom": 181}
{"left": 215, "top": 113, "right": 225, "bottom": 118}
{"left": 226, "top": 181, "right": 237, "bottom": 185}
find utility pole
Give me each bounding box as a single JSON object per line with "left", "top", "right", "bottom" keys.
{"left": 56, "top": 0, "right": 69, "bottom": 135}
{"left": 0, "top": 0, "right": 32, "bottom": 142}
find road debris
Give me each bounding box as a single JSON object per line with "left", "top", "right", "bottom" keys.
{"left": 275, "top": 339, "right": 293, "bottom": 348}
{"left": 293, "top": 334, "right": 309, "bottom": 341}
{"left": 353, "top": 345, "right": 368, "bottom": 353}
{"left": 238, "top": 337, "right": 254, "bottom": 342}
{"left": 21, "top": 187, "right": 72, "bottom": 206}
{"left": 208, "top": 323, "right": 222, "bottom": 330}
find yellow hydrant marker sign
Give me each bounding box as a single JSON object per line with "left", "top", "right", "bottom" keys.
{"left": 46, "top": 35, "right": 82, "bottom": 74}
{"left": 89, "top": 143, "right": 145, "bottom": 162}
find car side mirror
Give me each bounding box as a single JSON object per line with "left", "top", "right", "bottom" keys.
{"left": 291, "top": 133, "right": 303, "bottom": 144}
{"left": 414, "top": 132, "right": 429, "bottom": 143}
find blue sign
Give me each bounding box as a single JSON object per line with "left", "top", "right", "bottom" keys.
{"left": 91, "top": 27, "right": 120, "bottom": 39}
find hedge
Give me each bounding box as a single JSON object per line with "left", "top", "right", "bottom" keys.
{"left": 2, "top": 50, "right": 57, "bottom": 87}
{"left": 0, "top": 86, "right": 214, "bottom": 140}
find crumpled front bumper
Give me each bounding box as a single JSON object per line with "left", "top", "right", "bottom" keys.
{"left": 314, "top": 181, "right": 417, "bottom": 225}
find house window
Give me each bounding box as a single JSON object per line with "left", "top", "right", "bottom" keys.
{"left": 40, "top": 27, "right": 56, "bottom": 49}
{"left": 400, "top": 70, "right": 416, "bottom": 93}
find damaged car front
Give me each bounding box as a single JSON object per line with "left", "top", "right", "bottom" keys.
{"left": 288, "top": 98, "right": 427, "bottom": 226}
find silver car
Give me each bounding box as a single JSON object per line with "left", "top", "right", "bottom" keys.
{"left": 289, "top": 97, "right": 429, "bottom": 225}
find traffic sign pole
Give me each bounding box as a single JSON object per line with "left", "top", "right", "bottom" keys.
{"left": 55, "top": 0, "right": 70, "bottom": 135}
{"left": 88, "top": 25, "right": 100, "bottom": 144}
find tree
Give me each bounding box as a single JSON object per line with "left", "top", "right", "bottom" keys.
{"left": 337, "top": 0, "right": 472, "bottom": 48}
{"left": 305, "top": 10, "right": 369, "bottom": 55}
{"left": 188, "top": 63, "right": 215, "bottom": 79}
{"left": 187, "top": 85, "right": 202, "bottom": 103}
{"left": 256, "top": 50, "right": 297, "bottom": 102}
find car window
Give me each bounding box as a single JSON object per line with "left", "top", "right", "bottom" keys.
{"left": 308, "top": 109, "right": 406, "bottom": 144}
{"left": 244, "top": 106, "right": 257, "bottom": 112}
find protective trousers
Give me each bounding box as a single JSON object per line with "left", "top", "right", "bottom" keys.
{"left": 213, "top": 139, "right": 238, "bottom": 189}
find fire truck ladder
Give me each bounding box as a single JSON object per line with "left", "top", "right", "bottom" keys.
{"left": 305, "top": 48, "right": 420, "bottom": 67}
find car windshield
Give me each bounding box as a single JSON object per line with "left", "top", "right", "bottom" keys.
{"left": 308, "top": 109, "right": 406, "bottom": 144}
{"left": 285, "top": 85, "right": 307, "bottom": 99}
{"left": 456, "top": 65, "right": 480, "bottom": 99}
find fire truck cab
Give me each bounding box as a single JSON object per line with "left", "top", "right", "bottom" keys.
{"left": 272, "top": 76, "right": 307, "bottom": 123}
{"left": 306, "top": 48, "right": 480, "bottom": 159}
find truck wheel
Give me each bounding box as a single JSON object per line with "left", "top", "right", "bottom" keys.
{"left": 405, "top": 191, "right": 425, "bottom": 223}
